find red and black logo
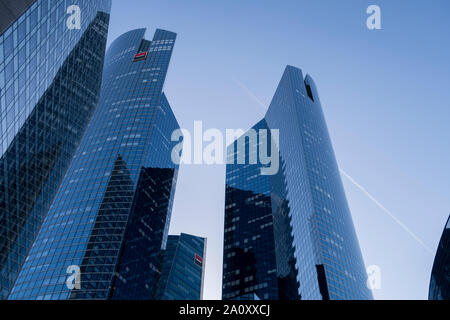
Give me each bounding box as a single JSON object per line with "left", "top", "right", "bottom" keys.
{"left": 194, "top": 254, "right": 203, "bottom": 267}
{"left": 133, "top": 51, "right": 148, "bottom": 62}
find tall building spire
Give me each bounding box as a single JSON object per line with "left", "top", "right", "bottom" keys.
{"left": 223, "top": 66, "right": 373, "bottom": 300}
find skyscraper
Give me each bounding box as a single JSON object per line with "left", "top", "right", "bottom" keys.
{"left": 223, "top": 119, "right": 298, "bottom": 300}
{"left": 0, "top": 0, "right": 111, "bottom": 299}
{"left": 429, "top": 215, "right": 449, "bottom": 300}
{"left": 8, "top": 28, "right": 181, "bottom": 300}
{"left": 156, "top": 233, "right": 206, "bottom": 300}
{"left": 223, "top": 66, "right": 373, "bottom": 300}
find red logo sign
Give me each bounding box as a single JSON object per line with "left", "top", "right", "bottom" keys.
{"left": 194, "top": 254, "right": 203, "bottom": 267}
{"left": 133, "top": 51, "right": 148, "bottom": 62}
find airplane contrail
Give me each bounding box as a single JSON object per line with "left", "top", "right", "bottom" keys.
{"left": 232, "top": 78, "right": 267, "bottom": 111}
{"left": 233, "top": 78, "right": 433, "bottom": 255}
{"left": 340, "top": 169, "right": 433, "bottom": 255}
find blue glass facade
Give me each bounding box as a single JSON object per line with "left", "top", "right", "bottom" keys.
{"left": 0, "top": 0, "right": 111, "bottom": 299}
{"left": 8, "top": 28, "right": 181, "bottom": 300}
{"left": 429, "top": 215, "right": 449, "bottom": 300}
{"left": 223, "top": 120, "right": 298, "bottom": 300}
{"left": 156, "top": 233, "right": 206, "bottom": 300}
{"left": 223, "top": 66, "right": 373, "bottom": 300}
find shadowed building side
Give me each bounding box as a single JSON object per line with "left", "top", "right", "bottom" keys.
{"left": 110, "top": 166, "right": 178, "bottom": 300}
{"left": 223, "top": 120, "right": 299, "bottom": 300}
{"left": 0, "top": 1, "right": 111, "bottom": 299}
{"left": 0, "top": 0, "right": 37, "bottom": 35}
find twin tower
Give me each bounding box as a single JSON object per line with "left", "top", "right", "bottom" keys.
{"left": 0, "top": 0, "right": 372, "bottom": 300}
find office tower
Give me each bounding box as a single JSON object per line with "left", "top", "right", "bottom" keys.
{"left": 156, "top": 233, "right": 206, "bottom": 300}
{"left": 0, "top": 0, "right": 112, "bottom": 299}
{"left": 429, "top": 215, "right": 449, "bottom": 300}
{"left": 223, "top": 119, "right": 299, "bottom": 300}
{"left": 8, "top": 28, "right": 180, "bottom": 300}
{"left": 223, "top": 66, "right": 373, "bottom": 300}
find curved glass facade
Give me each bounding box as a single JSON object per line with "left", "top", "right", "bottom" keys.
{"left": 265, "top": 66, "right": 372, "bottom": 300}
{"left": 429, "top": 215, "right": 449, "bottom": 300}
{"left": 0, "top": 0, "right": 111, "bottom": 299}
{"left": 8, "top": 28, "right": 181, "bottom": 300}
{"left": 223, "top": 66, "right": 373, "bottom": 300}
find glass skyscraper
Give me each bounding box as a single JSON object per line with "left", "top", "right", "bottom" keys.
{"left": 8, "top": 28, "right": 181, "bottom": 300}
{"left": 223, "top": 66, "right": 373, "bottom": 300}
{"left": 156, "top": 233, "right": 206, "bottom": 300}
{"left": 223, "top": 119, "right": 298, "bottom": 300}
{"left": 429, "top": 215, "right": 449, "bottom": 300}
{"left": 0, "top": 0, "right": 111, "bottom": 299}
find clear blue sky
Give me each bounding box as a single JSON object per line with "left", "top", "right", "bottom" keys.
{"left": 106, "top": 0, "right": 450, "bottom": 300}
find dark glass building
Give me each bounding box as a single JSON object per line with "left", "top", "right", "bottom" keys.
{"left": 223, "top": 66, "right": 373, "bottom": 300}
{"left": 8, "top": 28, "right": 181, "bottom": 300}
{"left": 223, "top": 119, "right": 298, "bottom": 300}
{"left": 155, "top": 233, "right": 206, "bottom": 300}
{"left": 429, "top": 215, "right": 449, "bottom": 300}
{"left": 0, "top": 0, "right": 111, "bottom": 299}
